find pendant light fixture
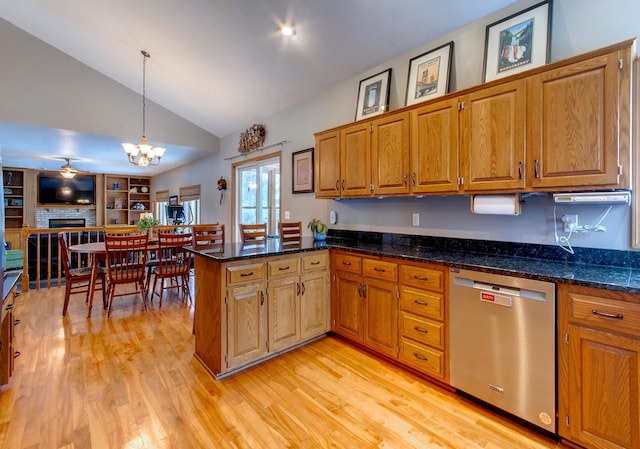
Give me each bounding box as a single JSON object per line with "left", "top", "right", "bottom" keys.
{"left": 122, "top": 50, "right": 166, "bottom": 167}
{"left": 59, "top": 158, "right": 78, "bottom": 179}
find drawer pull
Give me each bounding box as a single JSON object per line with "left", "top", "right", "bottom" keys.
{"left": 310, "top": 261, "right": 320, "bottom": 265}
{"left": 414, "top": 300, "right": 429, "bottom": 306}
{"left": 414, "top": 326, "right": 429, "bottom": 333}
{"left": 14, "top": 351, "right": 20, "bottom": 359}
{"left": 374, "top": 267, "right": 385, "bottom": 272}
{"left": 592, "top": 309, "right": 623, "bottom": 319}
{"left": 5, "top": 303, "right": 14, "bottom": 310}
{"left": 240, "top": 272, "right": 254, "bottom": 277}
{"left": 414, "top": 275, "right": 428, "bottom": 281}
{"left": 14, "top": 319, "right": 20, "bottom": 326}
{"left": 278, "top": 266, "right": 290, "bottom": 271}
{"left": 342, "top": 261, "right": 352, "bottom": 266}
{"left": 414, "top": 353, "right": 428, "bottom": 361}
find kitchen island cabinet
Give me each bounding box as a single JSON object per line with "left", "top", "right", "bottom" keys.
{"left": 1, "top": 271, "right": 21, "bottom": 385}
{"left": 558, "top": 283, "right": 640, "bottom": 449}
{"left": 190, "top": 240, "right": 329, "bottom": 378}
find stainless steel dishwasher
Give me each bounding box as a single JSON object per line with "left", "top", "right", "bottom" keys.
{"left": 449, "top": 268, "right": 556, "bottom": 433}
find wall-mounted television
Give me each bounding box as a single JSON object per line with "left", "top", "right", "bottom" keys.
{"left": 38, "top": 173, "right": 96, "bottom": 205}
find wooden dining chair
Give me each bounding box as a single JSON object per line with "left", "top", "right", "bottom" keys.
{"left": 104, "top": 232, "right": 149, "bottom": 317}
{"left": 59, "top": 232, "right": 106, "bottom": 316}
{"left": 279, "top": 221, "right": 302, "bottom": 244}
{"left": 148, "top": 233, "right": 194, "bottom": 306}
{"left": 192, "top": 223, "right": 225, "bottom": 246}
{"left": 239, "top": 223, "right": 267, "bottom": 243}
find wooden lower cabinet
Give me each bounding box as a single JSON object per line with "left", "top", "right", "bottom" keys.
{"left": 0, "top": 273, "right": 20, "bottom": 385}
{"left": 194, "top": 250, "right": 329, "bottom": 378}
{"left": 331, "top": 250, "right": 448, "bottom": 380}
{"left": 558, "top": 283, "right": 640, "bottom": 449}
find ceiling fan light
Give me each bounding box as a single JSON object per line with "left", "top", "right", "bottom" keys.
{"left": 60, "top": 169, "right": 76, "bottom": 179}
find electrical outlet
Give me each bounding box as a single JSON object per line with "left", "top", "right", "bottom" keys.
{"left": 562, "top": 214, "right": 578, "bottom": 232}
{"left": 284, "top": 210, "right": 290, "bottom": 220}
{"left": 412, "top": 213, "right": 420, "bottom": 227}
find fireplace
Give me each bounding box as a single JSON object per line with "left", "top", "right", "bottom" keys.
{"left": 49, "top": 218, "right": 86, "bottom": 228}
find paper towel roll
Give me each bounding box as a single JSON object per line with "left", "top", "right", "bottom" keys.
{"left": 470, "top": 194, "right": 521, "bottom": 215}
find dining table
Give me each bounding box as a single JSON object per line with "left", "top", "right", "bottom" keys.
{"left": 69, "top": 240, "right": 159, "bottom": 317}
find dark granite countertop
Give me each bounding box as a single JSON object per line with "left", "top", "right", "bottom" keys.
{"left": 186, "top": 237, "right": 328, "bottom": 262}
{"left": 328, "top": 239, "right": 639, "bottom": 293}
{"left": 187, "top": 230, "right": 640, "bottom": 294}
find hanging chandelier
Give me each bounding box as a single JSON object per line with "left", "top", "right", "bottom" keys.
{"left": 122, "top": 50, "right": 166, "bottom": 167}
{"left": 59, "top": 158, "right": 78, "bottom": 179}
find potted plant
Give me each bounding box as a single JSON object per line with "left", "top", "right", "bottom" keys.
{"left": 136, "top": 214, "right": 160, "bottom": 236}
{"left": 307, "top": 218, "right": 328, "bottom": 241}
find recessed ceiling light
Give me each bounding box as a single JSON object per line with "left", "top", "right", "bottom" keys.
{"left": 281, "top": 24, "right": 295, "bottom": 37}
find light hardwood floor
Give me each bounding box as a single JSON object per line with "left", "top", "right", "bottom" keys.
{"left": 0, "top": 283, "right": 566, "bottom": 449}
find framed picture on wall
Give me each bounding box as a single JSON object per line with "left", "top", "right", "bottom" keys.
{"left": 483, "top": 0, "right": 552, "bottom": 82}
{"left": 292, "top": 148, "right": 314, "bottom": 194}
{"left": 405, "top": 41, "right": 454, "bottom": 106}
{"left": 354, "top": 68, "right": 392, "bottom": 121}
{"left": 169, "top": 195, "right": 179, "bottom": 206}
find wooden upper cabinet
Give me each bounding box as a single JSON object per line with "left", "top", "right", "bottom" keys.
{"left": 314, "top": 129, "right": 341, "bottom": 198}
{"left": 341, "top": 122, "right": 372, "bottom": 197}
{"left": 371, "top": 111, "right": 410, "bottom": 196}
{"left": 410, "top": 98, "right": 460, "bottom": 194}
{"left": 527, "top": 48, "right": 630, "bottom": 189}
{"left": 460, "top": 79, "right": 526, "bottom": 192}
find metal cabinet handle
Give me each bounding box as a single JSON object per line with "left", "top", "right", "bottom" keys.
{"left": 341, "top": 179, "right": 345, "bottom": 191}
{"left": 301, "top": 282, "right": 305, "bottom": 295}
{"left": 403, "top": 173, "right": 408, "bottom": 187}
{"left": 413, "top": 353, "right": 428, "bottom": 361}
{"left": 14, "top": 319, "right": 20, "bottom": 326}
{"left": 297, "top": 283, "right": 301, "bottom": 295}
{"left": 362, "top": 284, "right": 367, "bottom": 298}
{"left": 260, "top": 291, "right": 264, "bottom": 306}
{"left": 414, "top": 275, "right": 428, "bottom": 281}
{"left": 342, "top": 261, "right": 352, "bottom": 266}
{"left": 592, "top": 309, "right": 623, "bottom": 319}
{"left": 278, "top": 266, "right": 290, "bottom": 271}
{"left": 310, "top": 261, "right": 320, "bottom": 265}
{"left": 374, "top": 267, "right": 385, "bottom": 272}
{"left": 414, "top": 326, "right": 429, "bottom": 333}
{"left": 518, "top": 161, "right": 523, "bottom": 180}
{"left": 335, "top": 180, "right": 340, "bottom": 191}
{"left": 240, "top": 272, "right": 254, "bottom": 277}
{"left": 14, "top": 351, "right": 20, "bottom": 359}
{"left": 414, "top": 300, "right": 429, "bottom": 306}
{"left": 5, "top": 303, "right": 14, "bottom": 310}
{"left": 534, "top": 159, "right": 540, "bottom": 178}
{"left": 358, "top": 284, "right": 363, "bottom": 297}
{"left": 412, "top": 172, "right": 417, "bottom": 186}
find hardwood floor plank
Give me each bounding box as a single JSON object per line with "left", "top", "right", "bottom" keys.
{"left": 0, "top": 285, "right": 566, "bottom": 448}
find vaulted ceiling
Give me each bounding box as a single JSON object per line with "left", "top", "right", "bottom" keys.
{"left": 0, "top": 0, "right": 518, "bottom": 175}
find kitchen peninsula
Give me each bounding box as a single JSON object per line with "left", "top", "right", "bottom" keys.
{"left": 189, "top": 239, "right": 330, "bottom": 379}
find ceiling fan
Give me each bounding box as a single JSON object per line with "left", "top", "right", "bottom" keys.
{"left": 58, "top": 158, "right": 78, "bottom": 179}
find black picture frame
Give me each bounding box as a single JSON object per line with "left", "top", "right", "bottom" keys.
{"left": 405, "top": 41, "right": 454, "bottom": 107}
{"left": 292, "top": 148, "right": 314, "bottom": 194}
{"left": 169, "top": 195, "right": 179, "bottom": 206}
{"left": 482, "top": 0, "right": 552, "bottom": 82}
{"left": 354, "top": 68, "right": 392, "bottom": 121}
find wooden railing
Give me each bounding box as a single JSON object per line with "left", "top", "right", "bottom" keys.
{"left": 18, "top": 225, "right": 191, "bottom": 293}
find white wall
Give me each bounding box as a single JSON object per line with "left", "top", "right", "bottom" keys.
{"left": 155, "top": 0, "right": 640, "bottom": 250}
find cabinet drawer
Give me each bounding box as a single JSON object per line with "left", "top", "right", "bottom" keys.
{"left": 302, "top": 251, "right": 328, "bottom": 272}
{"left": 334, "top": 253, "right": 361, "bottom": 274}
{"left": 400, "top": 338, "right": 444, "bottom": 379}
{"left": 226, "top": 263, "right": 266, "bottom": 285}
{"left": 400, "top": 265, "right": 444, "bottom": 291}
{"left": 400, "top": 286, "right": 444, "bottom": 320}
{"left": 570, "top": 292, "right": 640, "bottom": 337}
{"left": 401, "top": 313, "right": 444, "bottom": 349}
{"left": 268, "top": 257, "right": 299, "bottom": 278}
{"left": 363, "top": 258, "right": 397, "bottom": 281}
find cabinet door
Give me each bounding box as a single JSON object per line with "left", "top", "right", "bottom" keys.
{"left": 560, "top": 324, "right": 640, "bottom": 449}
{"left": 410, "top": 98, "right": 460, "bottom": 193}
{"left": 371, "top": 112, "right": 410, "bottom": 195}
{"left": 314, "top": 129, "right": 341, "bottom": 198}
{"left": 332, "top": 271, "right": 363, "bottom": 341}
{"left": 300, "top": 271, "right": 329, "bottom": 340}
{"left": 363, "top": 277, "right": 398, "bottom": 358}
{"left": 528, "top": 50, "right": 625, "bottom": 189}
{"left": 267, "top": 277, "right": 300, "bottom": 352}
{"left": 226, "top": 283, "right": 266, "bottom": 369}
{"left": 460, "top": 79, "right": 526, "bottom": 191}
{"left": 341, "top": 122, "right": 372, "bottom": 197}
